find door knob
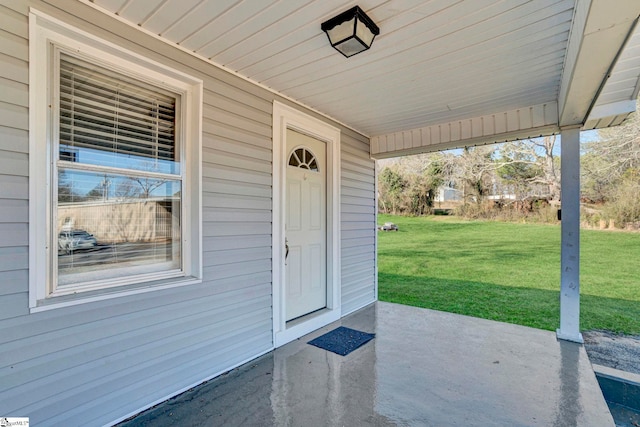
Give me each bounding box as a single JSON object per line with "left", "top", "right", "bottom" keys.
{"left": 285, "top": 238, "right": 289, "bottom": 260}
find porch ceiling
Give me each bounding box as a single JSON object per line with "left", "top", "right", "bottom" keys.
{"left": 85, "top": 0, "right": 640, "bottom": 156}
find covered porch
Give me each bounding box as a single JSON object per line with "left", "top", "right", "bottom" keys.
{"left": 119, "top": 301, "right": 613, "bottom": 426}
{"left": 84, "top": 0, "right": 640, "bottom": 344}
{"left": 3, "top": 1, "right": 640, "bottom": 424}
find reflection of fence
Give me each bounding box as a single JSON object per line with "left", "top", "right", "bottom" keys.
{"left": 58, "top": 199, "right": 180, "bottom": 244}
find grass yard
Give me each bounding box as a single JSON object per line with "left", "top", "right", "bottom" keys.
{"left": 377, "top": 214, "right": 640, "bottom": 335}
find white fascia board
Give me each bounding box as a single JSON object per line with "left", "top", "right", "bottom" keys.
{"left": 370, "top": 103, "right": 559, "bottom": 159}
{"left": 588, "top": 99, "right": 637, "bottom": 121}
{"left": 558, "top": 0, "right": 640, "bottom": 127}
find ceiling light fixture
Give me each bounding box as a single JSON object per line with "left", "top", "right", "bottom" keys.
{"left": 321, "top": 6, "right": 380, "bottom": 58}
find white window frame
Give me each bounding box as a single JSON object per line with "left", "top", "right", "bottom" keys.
{"left": 29, "top": 10, "right": 203, "bottom": 311}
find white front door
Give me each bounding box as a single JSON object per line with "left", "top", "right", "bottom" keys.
{"left": 285, "top": 129, "right": 327, "bottom": 321}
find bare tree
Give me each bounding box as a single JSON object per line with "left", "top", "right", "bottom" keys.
{"left": 581, "top": 101, "right": 640, "bottom": 226}
{"left": 127, "top": 161, "right": 170, "bottom": 199}
{"left": 583, "top": 103, "right": 640, "bottom": 203}
{"left": 449, "top": 146, "right": 497, "bottom": 204}
{"left": 497, "top": 136, "right": 560, "bottom": 203}
{"left": 595, "top": 106, "right": 640, "bottom": 172}
{"left": 131, "top": 177, "right": 167, "bottom": 198}
{"left": 113, "top": 178, "right": 142, "bottom": 200}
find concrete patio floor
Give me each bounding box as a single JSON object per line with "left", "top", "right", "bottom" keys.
{"left": 118, "top": 302, "right": 614, "bottom": 426}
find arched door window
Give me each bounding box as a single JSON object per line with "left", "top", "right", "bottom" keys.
{"left": 288, "top": 147, "right": 319, "bottom": 172}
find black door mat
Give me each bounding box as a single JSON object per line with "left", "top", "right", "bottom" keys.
{"left": 308, "top": 326, "right": 375, "bottom": 356}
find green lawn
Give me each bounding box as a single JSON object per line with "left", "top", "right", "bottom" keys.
{"left": 377, "top": 214, "right": 640, "bottom": 335}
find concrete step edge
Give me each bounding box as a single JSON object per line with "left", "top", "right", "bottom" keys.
{"left": 593, "top": 364, "right": 640, "bottom": 386}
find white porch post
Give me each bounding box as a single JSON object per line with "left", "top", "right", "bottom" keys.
{"left": 557, "top": 127, "right": 583, "bottom": 343}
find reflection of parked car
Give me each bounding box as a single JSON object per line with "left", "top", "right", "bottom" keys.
{"left": 58, "top": 230, "right": 98, "bottom": 253}
{"left": 378, "top": 222, "right": 399, "bottom": 231}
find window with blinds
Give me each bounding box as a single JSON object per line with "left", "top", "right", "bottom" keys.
{"left": 30, "top": 14, "right": 202, "bottom": 307}
{"left": 54, "top": 52, "right": 183, "bottom": 293}
{"left": 59, "top": 53, "right": 179, "bottom": 174}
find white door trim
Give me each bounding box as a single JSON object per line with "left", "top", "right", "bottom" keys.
{"left": 272, "top": 101, "right": 341, "bottom": 347}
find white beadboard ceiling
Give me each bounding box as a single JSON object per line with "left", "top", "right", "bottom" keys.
{"left": 86, "top": 0, "right": 640, "bottom": 151}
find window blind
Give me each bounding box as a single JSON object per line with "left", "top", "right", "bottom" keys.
{"left": 59, "top": 53, "right": 177, "bottom": 164}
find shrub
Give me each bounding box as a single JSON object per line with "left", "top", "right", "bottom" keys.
{"left": 602, "top": 169, "right": 640, "bottom": 228}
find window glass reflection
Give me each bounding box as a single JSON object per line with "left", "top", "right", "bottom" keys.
{"left": 57, "top": 169, "right": 181, "bottom": 287}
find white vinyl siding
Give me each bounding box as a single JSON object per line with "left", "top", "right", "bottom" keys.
{"left": 0, "top": 3, "right": 30, "bottom": 323}
{"left": 341, "top": 132, "right": 377, "bottom": 314}
{"left": 0, "top": 1, "right": 376, "bottom": 425}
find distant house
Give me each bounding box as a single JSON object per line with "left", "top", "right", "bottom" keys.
{"left": 58, "top": 197, "right": 180, "bottom": 244}
{"left": 434, "top": 187, "right": 463, "bottom": 203}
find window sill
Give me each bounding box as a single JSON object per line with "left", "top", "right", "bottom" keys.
{"left": 30, "top": 276, "right": 202, "bottom": 313}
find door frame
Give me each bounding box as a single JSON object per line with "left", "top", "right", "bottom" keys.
{"left": 272, "top": 101, "right": 341, "bottom": 347}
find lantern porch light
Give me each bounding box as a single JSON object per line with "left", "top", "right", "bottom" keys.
{"left": 321, "top": 6, "right": 380, "bottom": 58}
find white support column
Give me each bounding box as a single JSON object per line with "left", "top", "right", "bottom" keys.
{"left": 557, "top": 127, "right": 584, "bottom": 343}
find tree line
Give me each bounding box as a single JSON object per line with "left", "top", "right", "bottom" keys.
{"left": 378, "top": 101, "right": 640, "bottom": 229}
